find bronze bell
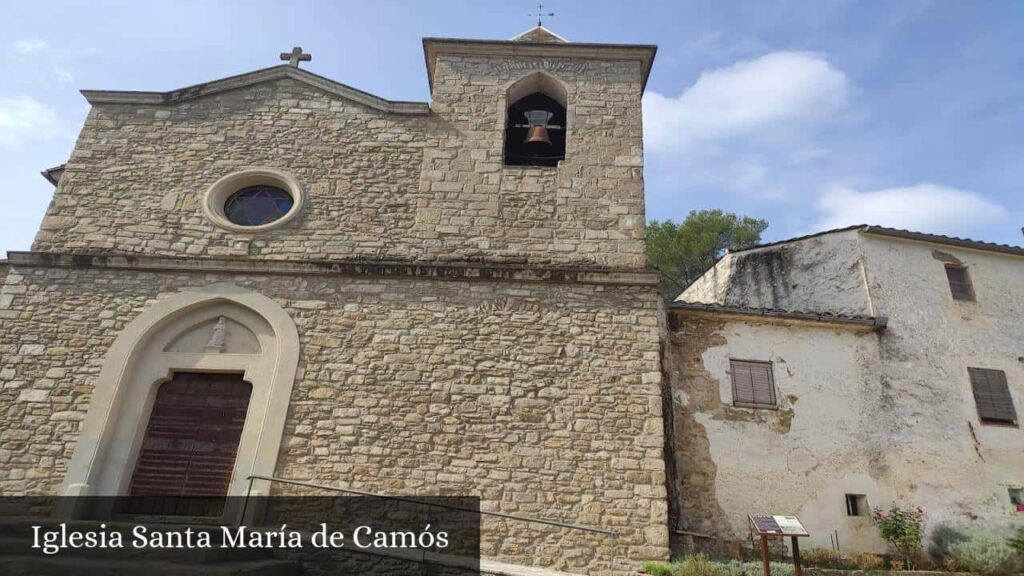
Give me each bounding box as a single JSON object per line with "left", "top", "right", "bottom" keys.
{"left": 522, "top": 110, "right": 554, "bottom": 146}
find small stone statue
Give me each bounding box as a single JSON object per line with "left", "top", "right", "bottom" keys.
{"left": 204, "top": 316, "right": 228, "bottom": 353}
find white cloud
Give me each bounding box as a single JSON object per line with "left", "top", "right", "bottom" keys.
{"left": 811, "top": 183, "right": 1009, "bottom": 236}
{"left": 11, "top": 39, "right": 48, "bottom": 54}
{"left": 0, "top": 95, "right": 63, "bottom": 149}
{"left": 788, "top": 147, "right": 833, "bottom": 165}
{"left": 643, "top": 51, "right": 850, "bottom": 154}
{"left": 5, "top": 39, "right": 74, "bottom": 86}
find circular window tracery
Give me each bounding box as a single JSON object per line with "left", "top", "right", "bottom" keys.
{"left": 202, "top": 168, "right": 304, "bottom": 233}
{"left": 224, "top": 186, "right": 294, "bottom": 227}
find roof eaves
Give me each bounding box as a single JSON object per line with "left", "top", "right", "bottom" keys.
{"left": 725, "top": 225, "right": 866, "bottom": 256}
{"left": 422, "top": 36, "right": 657, "bottom": 94}
{"left": 861, "top": 226, "right": 1024, "bottom": 257}
{"left": 40, "top": 163, "right": 66, "bottom": 187}
{"left": 670, "top": 301, "right": 888, "bottom": 331}
{"left": 726, "top": 224, "right": 1024, "bottom": 259}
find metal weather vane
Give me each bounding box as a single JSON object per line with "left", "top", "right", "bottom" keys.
{"left": 530, "top": 2, "right": 554, "bottom": 27}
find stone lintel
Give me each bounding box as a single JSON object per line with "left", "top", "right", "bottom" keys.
{"left": 6, "top": 251, "right": 659, "bottom": 287}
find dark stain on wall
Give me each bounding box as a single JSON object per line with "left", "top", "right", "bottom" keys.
{"left": 723, "top": 246, "right": 795, "bottom": 309}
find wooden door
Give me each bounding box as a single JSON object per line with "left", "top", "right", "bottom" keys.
{"left": 125, "top": 372, "right": 252, "bottom": 516}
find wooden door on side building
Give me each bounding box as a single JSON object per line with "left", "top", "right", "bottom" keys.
{"left": 123, "top": 372, "right": 252, "bottom": 517}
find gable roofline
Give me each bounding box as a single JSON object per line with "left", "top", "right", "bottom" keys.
{"left": 726, "top": 224, "right": 1024, "bottom": 258}
{"left": 510, "top": 25, "right": 570, "bottom": 43}
{"left": 422, "top": 37, "right": 657, "bottom": 94}
{"left": 80, "top": 65, "right": 430, "bottom": 115}
{"left": 861, "top": 226, "right": 1024, "bottom": 257}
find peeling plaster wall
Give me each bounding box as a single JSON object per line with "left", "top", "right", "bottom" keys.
{"left": 858, "top": 235, "right": 1024, "bottom": 538}
{"left": 681, "top": 230, "right": 872, "bottom": 316}
{"left": 667, "top": 314, "right": 891, "bottom": 553}
{"left": 670, "top": 231, "right": 1024, "bottom": 556}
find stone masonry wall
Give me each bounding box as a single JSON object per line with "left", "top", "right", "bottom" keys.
{"left": 0, "top": 262, "right": 668, "bottom": 574}
{"left": 424, "top": 54, "right": 647, "bottom": 269}
{"left": 33, "top": 53, "right": 647, "bottom": 269}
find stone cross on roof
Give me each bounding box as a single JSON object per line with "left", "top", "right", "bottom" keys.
{"left": 280, "top": 47, "right": 312, "bottom": 68}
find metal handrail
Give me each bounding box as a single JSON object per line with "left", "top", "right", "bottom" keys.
{"left": 245, "top": 474, "right": 618, "bottom": 537}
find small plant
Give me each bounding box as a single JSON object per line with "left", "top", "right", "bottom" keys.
{"left": 930, "top": 524, "right": 970, "bottom": 559}
{"left": 947, "top": 532, "right": 1022, "bottom": 575}
{"left": 800, "top": 547, "right": 842, "bottom": 568}
{"left": 1009, "top": 529, "right": 1024, "bottom": 563}
{"left": 873, "top": 504, "right": 925, "bottom": 568}
{"left": 676, "top": 553, "right": 723, "bottom": 576}
{"left": 642, "top": 560, "right": 676, "bottom": 576}
{"left": 849, "top": 552, "right": 883, "bottom": 571}
{"left": 716, "top": 560, "right": 794, "bottom": 576}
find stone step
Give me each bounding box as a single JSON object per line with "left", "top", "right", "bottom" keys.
{"left": 0, "top": 556, "right": 303, "bottom": 576}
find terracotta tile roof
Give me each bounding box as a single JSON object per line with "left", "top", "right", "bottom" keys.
{"left": 860, "top": 225, "right": 1024, "bottom": 257}
{"left": 670, "top": 301, "right": 888, "bottom": 330}
{"left": 726, "top": 224, "right": 1024, "bottom": 258}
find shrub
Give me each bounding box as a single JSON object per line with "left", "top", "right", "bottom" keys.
{"left": 676, "top": 553, "right": 723, "bottom": 576}
{"left": 947, "top": 532, "right": 1022, "bottom": 575}
{"left": 800, "top": 548, "right": 842, "bottom": 568}
{"left": 849, "top": 552, "right": 883, "bottom": 571}
{"left": 1009, "top": 529, "right": 1024, "bottom": 563}
{"left": 642, "top": 560, "right": 676, "bottom": 576}
{"left": 716, "top": 560, "right": 794, "bottom": 576}
{"left": 873, "top": 504, "right": 925, "bottom": 568}
{"left": 930, "top": 523, "right": 971, "bottom": 559}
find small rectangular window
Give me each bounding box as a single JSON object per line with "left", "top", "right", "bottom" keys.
{"left": 945, "top": 265, "right": 975, "bottom": 301}
{"left": 1009, "top": 488, "right": 1023, "bottom": 510}
{"left": 730, "top": 360, "right": 776, "bottom": 409}
{"left": 845, "top": 494, "right": 868, "bottom": 517}
{"left": 968, "top": 367, "right": 1017, "bottom": 426}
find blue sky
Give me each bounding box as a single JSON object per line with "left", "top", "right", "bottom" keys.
{"left": 2, "top": 0, "right": 1022, "bottom": 252}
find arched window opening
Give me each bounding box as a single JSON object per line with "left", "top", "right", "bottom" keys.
{"left": 504, "top": 92, "right": 567, "bottom": 167}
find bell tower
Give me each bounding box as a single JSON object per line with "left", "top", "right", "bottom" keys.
{"left": 421, "top": 27, "right": 657, "bottom": 268}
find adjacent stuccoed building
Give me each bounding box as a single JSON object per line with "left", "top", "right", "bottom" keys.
{"left": 0, "top": 26, "right": 668, "bottom": 575}
{"left": 671, "top": 225, "right": 1024, "bottom": 555}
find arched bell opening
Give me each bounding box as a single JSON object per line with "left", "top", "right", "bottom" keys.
{"left": 503, "top": 72, "right": 568, "bottom": 167}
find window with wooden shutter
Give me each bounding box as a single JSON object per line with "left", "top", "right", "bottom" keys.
{"left": 730, "top": 359, "right": 777, "bottom": 409}
{"left": 945, "top": 265, "right": 975, "bottom": 301}
{"left": 968, "top": 367, "right": 1017, "bottom": 426}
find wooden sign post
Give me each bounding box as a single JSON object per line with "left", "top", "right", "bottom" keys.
{"left": 748, "top": 515, "right": 810, "bottom": 576}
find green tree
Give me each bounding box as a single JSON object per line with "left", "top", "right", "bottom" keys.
{"left": 646, "top": 209, "right": 768, "bottom": 301}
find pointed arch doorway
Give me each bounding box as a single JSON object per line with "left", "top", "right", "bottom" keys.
{"left": 60, "top": 283, "right": 300, "bottom": 523}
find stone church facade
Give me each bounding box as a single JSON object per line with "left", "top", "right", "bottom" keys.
{"left": 0, "top": 27, "right": 666, "bottom": 574}
{"left": 2, "top": 23, "right": 1021, "bottom": 576}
